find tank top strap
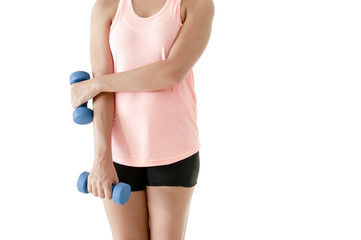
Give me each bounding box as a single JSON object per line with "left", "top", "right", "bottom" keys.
{"left": 110, "top": 0, "right": 126, "bottom": 31}
{"left": 169, "top": 0, "right": 183, "bottom": 26}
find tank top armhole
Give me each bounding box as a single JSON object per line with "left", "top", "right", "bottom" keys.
{"left": 110, "top": 0, "right": 124, "bottom": 31}
{"left": 178, "top": 0, "right": 183, "bottom": 27}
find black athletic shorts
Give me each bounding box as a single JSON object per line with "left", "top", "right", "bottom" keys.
{"left": 112, "top": 151, "right": 200, "bottom": 191}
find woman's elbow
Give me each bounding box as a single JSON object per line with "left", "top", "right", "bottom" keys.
{"left": 165, "top": 59, "right": 190, "bottom": 87}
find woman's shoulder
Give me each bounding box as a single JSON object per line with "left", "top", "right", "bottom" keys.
{"left": 182, "top": 0, "right": 214, "bottom": 10}
{"left": 92, "top": 0, "right": 120, "bottom": 22}
{"left": 180, "top": 0, "right": 214, "bottom": 23}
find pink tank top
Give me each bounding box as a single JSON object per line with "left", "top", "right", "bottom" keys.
{"left": 109, "top": 0, "right": 200, "bottom": 167}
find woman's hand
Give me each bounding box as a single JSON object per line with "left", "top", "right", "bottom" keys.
{"left": 87, "top": 157, "right": 119, "bottom": 200}
{"left": 71, "top": 78, "right": 101, "bottom": 109}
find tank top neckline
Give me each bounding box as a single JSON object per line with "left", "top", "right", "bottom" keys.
{"left": 128, "top": 0, "right": 172, "bottom": 20}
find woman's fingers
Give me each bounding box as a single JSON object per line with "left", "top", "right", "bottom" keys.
{"left": 89, "top": 180, "right": 111, "bottom": 199}
{"left": 88, "top": 179, "right": 93, "bottom": 195}
{"left": 105, "top": 185, "right": 112, "bottom": 200}
{"left": 93, "top": 183, "right": 99, "bottom": 197}
{"left": 88, "top": 178, "right": 99, "bottom": 197}
{"left": 87, "top": 163, "right": 118, "bottom": 200}
{"left": 102, "top": 181, "right": 112, "bottom": 200}
{"left": 70, "top": 83, "right": 85, "bottom": 109}
{"left": 98, "top": 182, "right": 106, "bottom": 199}
{"left": 70, "top": 84, "right": 80, "bottom": 109}
{"left": 70, "top": 79, "right": 98, "bottom": 109}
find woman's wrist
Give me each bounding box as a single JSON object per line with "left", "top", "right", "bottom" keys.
{"left": 94, "top": 140, "right": 112, "bottom": 162}
{"left": 92, "top": 76, "right": 104, "bottom": 96}
{"left": 94, "top": 149, "right": 112, "bottom": 163}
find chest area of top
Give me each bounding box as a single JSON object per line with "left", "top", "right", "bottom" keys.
{"left": 131, "top": 0, "right": 168, "bottom": 18}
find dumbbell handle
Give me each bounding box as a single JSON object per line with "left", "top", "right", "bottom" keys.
{"left": 82, "top": 182, "right": 117, "bottom": 193}
{"left": 77, "top": 171, "right": 117, "bottom": 193}
{"left": 70, "top": 71, "right": 93, "bottom": 125}
{"left": 77, "top": 102, "right": 87, "bottom": 109}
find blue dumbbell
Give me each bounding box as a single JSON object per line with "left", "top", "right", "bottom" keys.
{"left": 69, "top": 71, "right": 93, "bottom": 125}
{"left": 77, "top": 171, "right": 131, "bottom": 205}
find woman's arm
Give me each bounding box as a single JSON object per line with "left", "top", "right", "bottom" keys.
{"left": 71, "top": 0, "right": 215, "bottom": 109}
{"left": 91, "top": 0, "right": 115, "bottom": 161}
{"left": 87, "top": 0, "right": 120, "bottom": 200}
{"left": 97, "top": 0, "right": 215, "bottom": 92}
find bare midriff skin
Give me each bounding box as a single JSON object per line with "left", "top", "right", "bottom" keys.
{"left": 71, "top": 0, "right": 214, "bottom": 239}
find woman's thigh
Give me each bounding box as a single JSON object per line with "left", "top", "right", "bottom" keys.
{"left": 145, "top": 152, "right": 200, "bottom": 239}
{"left": 102, "top": 190, "right": 150, "bottom": 240}
{"left": 102, "top": 161, "right": 149, "bottom": 240}
{"left": 146, "top": 186, "right": 195, "bottom": 240}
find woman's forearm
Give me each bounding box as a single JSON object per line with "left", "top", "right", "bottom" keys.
{"left": 93, "top": 92, "right": 114, "bottom": 162}
{"left": 71, "top": 59, "right": 185, "bottom": 109}
{"left": 95, "top": 59, "right": 181, "bottom": 93}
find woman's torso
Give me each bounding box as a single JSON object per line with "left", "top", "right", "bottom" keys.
{"left": 107, "top": 0, "right": 201, "bottom": 167}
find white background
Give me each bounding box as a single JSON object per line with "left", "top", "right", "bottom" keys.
{"left": 0, "top": 0, "right": 360, "bottom": 239}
